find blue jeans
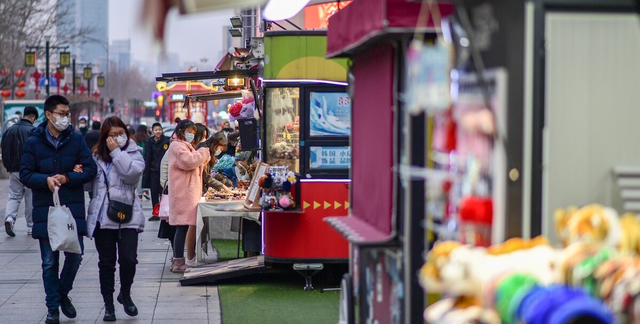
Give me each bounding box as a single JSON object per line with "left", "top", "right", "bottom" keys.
{"left": 39, "top": 238, "right": 84, "bottom": 310}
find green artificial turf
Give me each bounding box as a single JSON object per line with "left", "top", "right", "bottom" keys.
{"left": 211, "top": 239, "right": 243, "bottom": 261}
{"left": 213, "top": 240, "right": 344, "bottom": 324}
{"left": 218, "top": 269, "right": 341, "bottom": 324}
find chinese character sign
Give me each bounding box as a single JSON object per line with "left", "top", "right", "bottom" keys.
{"left": 309, "top": 92, "right": 351, "bottom": 136}
{"left": 310, "top": 146, "right": 351, "bottom": 169}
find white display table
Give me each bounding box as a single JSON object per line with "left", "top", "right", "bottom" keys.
{"left": 196, "top": 198, "right": 261, "bottom": 265}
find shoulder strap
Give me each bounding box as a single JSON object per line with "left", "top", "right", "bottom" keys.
{"left": 98, "top": 163, "right": 112, "bottom": 202}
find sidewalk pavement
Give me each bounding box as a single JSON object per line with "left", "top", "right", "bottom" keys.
{"left": 0, "top": 179, "right": 222, "bottom": 324}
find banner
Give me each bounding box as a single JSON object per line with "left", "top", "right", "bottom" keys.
{"left": 25, "top": 52, "right": 36, "bottom": 67}
{"left": 309, "top": 146, "right": 351, "bottom": 169}
{"left": 309, "top": 92, "right": 351, "bottom": 136}
{"left": 59, "top": 52, "right": 70, "bottom": 67}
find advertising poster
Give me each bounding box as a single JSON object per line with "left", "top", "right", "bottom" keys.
{"left": 310, "top": 146, "right": 351, "bottom": 169}
{"left": 310, "top": 92, "right": 351, "bottom": 136}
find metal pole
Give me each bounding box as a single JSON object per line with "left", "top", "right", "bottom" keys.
{"left": 87, "top": 75, "right": 91, "bottom": 121}
{"left": 72, "top": 58, "right": 76, "bottom": 95}
{"left": 45, "top": 39, "right": 50, "bottom": 97}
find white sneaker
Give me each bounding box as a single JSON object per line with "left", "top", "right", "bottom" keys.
{"left": 27, "top": 228, "right": 32, "bottom": 235}
{"left": 185, "top": 257, "right": 196, "bottom": 267}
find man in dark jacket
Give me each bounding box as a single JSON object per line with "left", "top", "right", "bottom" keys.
{"left": 76, "top": 117, "right": 88, "bottom": 137}
{"left": 20, "top": 95, "right": 97, "bottom": 324}
{"left": 2, "top": 106, "right": 38, "bottom": 236}
{"left": 142, "top": 122, "right": 170, "bottom": 221}
{"left": 83, "top": 120, "right": 101, "bottom": 151}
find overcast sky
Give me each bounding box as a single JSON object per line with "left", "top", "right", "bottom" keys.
{"left": 108, "top": 0, "right": 234, "bottom": 66}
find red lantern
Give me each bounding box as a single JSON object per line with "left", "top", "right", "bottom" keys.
{"left": 92, "top": 89, "right": 100, "bottom": 99}
{"left": 17, "top": 80, "right": 26, "bottom": 88}
{"left": 15, "top": 70, "right": 25, "bottom": 78}
{"left": 15, "top": 90, "right": 25, "bottom": 99}
{"left": 62, "top": 84, "right": 70, "bottom": 95}
{"left": 78, "top": 84, "right": 87, "bottom": 94}
{"left": 0, "top": 69, "right": 9, "bottom": 76}
{"left": 1, "top": 90, "right": 11, "bottom": 99}
{"left": 31, "top": 70, "right": 42, "bottom": 100}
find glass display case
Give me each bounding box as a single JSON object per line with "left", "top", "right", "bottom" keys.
{"left": 265, "top": 87, "right": 301, "bottom": 173}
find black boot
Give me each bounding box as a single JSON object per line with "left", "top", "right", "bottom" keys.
{"left": 45, "top": 308, "right": 60, "bottom": 324}
{"left": 103, "top": 295, "right": 116, "bottom": 321}
{"left": 117, "top": 292, "right": 138, "bottom": 317}
{"left": 59, "top": 294, "right": 77, "bottom": 318}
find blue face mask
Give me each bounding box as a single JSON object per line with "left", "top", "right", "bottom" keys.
{"left": 185, "top": 133, "right": 195, "bottom": 142}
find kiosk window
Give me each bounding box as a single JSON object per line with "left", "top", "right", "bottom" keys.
{"left": 309, "top": 92, "right": 351, "bottom": 137}
{"left": 266, "top": 87, "right": 300, "bottom": 173}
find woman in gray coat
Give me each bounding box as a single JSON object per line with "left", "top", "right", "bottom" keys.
{"left": 86, "top": 116, "right": 145, "bottom": 321}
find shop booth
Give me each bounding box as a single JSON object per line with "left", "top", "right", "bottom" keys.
{"left": 324, "top": 0, "right": 640, "bottom": 323}
{"left": 157, "top": 31, "right": 352, "bottom": 287}
{"left": 323, "top": 0, "right": 532, "bottom": 322}
{"left": 155, "top": 80, "right": 216, "bottom": 124}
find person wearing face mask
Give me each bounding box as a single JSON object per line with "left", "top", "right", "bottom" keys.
{"left": 20, "top": 95, "right": 98, "bottom": 324}
{"left": 167, "top": 119, "right": 210, "bottom": 273}
{"left": 76, "top": 117, "right": 88, "bottom": 137}
{"left": 142, "top": 123, "right": 170, "bottom": 221}
{"left": 2, "top": 106, "right": 39, "bottom": 236}
{"left": 84, "top": 116, "right": 145, "bottom": 321}
{"left": 199, "top": 132, "right": 232, "bottom": 195}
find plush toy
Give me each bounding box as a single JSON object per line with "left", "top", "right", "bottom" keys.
{"left": 554, "top": 204, "right": 624, "bottom": 251}
{"left": 279, "top": 195, "right": 291, "bottom": 209}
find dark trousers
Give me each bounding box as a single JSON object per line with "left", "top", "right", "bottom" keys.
{"left": 173, "top": 225, "right": 189, "bottom": 258}
{"left": 39, "top": 238, "right": 84, "bottom": 310}
{"left": 149, "top": 171, "right": 161, "bottom": 206}
{"left": 94, "top": 223, "right": 139, "bottom": 297}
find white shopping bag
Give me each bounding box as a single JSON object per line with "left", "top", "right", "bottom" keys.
{"left": 47, "top": 186, "right": 81, "bottom": 254}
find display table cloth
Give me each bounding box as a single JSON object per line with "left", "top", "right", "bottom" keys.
{"left": 196, "top": 198, "right": 261, "bottom": 265}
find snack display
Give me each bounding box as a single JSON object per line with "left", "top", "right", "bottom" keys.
{"left": 204, "top": 187, "right": 248, "bottom": 201}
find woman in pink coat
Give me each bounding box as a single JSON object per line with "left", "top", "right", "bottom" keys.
{"left": 168, "top": 119, "right": 210, "bottom": 273}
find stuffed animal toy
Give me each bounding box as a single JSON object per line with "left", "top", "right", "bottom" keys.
{"left": 554, "top": 204, "right": 624, "bottom": 251}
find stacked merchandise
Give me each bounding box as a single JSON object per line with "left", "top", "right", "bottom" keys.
{"left": 421, "top": 204, "right": 640, "bottom": 323}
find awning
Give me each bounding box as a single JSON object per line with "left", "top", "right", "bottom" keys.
{"left": 186, "top": 91, "right": 243, "bottom": 101}
{"left": 156, "top": 69, "right": 259, "bottom": 82}
{"left": 326, "top": 0, "right": 455, "bottom": 58}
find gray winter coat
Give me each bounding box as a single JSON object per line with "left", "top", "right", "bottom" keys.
{"left": 86, "top": 139, "right": 146, "bottom": 237}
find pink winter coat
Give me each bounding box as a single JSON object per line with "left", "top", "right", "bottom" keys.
{"left": 168, "top": 139, "right": 210, "bottom": 226}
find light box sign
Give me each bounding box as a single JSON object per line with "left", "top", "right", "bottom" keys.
{"left": 309, "top": 92, "right": 351, "bottom": 136}
{"left": 170, "top": 94, "right": 185, "bottom": 101}
{"left": 310, "top": 146, "right": 351, "bottom": 170}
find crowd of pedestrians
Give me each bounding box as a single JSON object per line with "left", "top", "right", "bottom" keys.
{"left": 1, "top": 95, "right": 235, "bottom": 323}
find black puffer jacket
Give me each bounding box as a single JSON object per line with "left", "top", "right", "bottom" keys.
{"left": 1, "top": 119, "right": 35, "bottom": 172}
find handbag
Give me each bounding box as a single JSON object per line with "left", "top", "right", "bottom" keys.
{"left": 101, "top": 164, "right": 135, "bottom": 239}
{"left": 47, "top": 186, "right": 81, "bottom": 254}
{"left": 158, "top": 181, "right": 170, "bottom": 221}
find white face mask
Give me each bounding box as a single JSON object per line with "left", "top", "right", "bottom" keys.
{"left": 185, "top": 133, "right": 195, "bottom": 142}
{"left": 79, "top": 123, "right": 87, "bottom": 129}
{"left": 214, "top": 149, "right": 222, "bottom": 156}
{"left": 116, "top": 135, "right": 128, "bottom": 148}
{"left": 52, "top": 114, "right": 70, "bottom": 131}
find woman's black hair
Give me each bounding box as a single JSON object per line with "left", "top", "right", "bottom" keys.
{"left": 173, "top": 119, "right": 196, "bottom": 141}
{"left": 194, "top": 123, "right": 209, "bottom": 145}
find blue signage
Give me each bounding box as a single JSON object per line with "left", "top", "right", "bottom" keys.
{"left": 309, "top": 146, "right": 351, "bottom": 169}
{"left": 309, "top": 92, "right": 351, "bottom": 136}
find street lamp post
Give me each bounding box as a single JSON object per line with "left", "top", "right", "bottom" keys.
{"left": 27, "top": 37, "right": 69, "bottom": 99}
{"left": 72, "top": 55, "right": 76, "bottom": 95}
{"left": 45, "top": 35, "right": 50, "bottom": 97}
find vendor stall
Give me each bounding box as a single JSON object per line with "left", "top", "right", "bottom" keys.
{"left": 158, "top": 31, "right": 352, "bottom": 287}
{"left": 155, "top": 80, "right": 217, "bottom": 124}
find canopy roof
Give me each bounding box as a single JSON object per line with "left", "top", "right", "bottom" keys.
{"left": 326, "top": 0, "right": 454, "bottom": 58}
